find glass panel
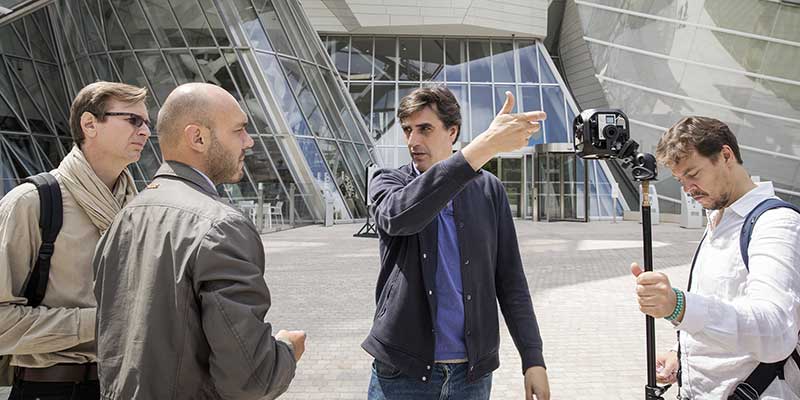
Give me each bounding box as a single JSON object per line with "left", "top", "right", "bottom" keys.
{"left": 139, "top": 0, "right": 186, "bottom": 48}
{"left": 267, "top": 0, "right": 311, "bottom": 61}
{"left": 542, "top": 86, "right": 567, "bottom": 143}
{"left": 109, "top": 0, "right": 157, "bottom": 49}
{"left": 0, "top": 24, "right": 29, "bottom": 58}
{"left": 0, "top": 95, "right": 25, "bottom": 132}
{"left": 446, "top": 84, "right": 469, "bottom": 142}
{"left": 102, "top": 0, "right": 131, "bottom": 51}
{"left": 303, "top": 63, "right": 349, "bottom": 140}
{"left": 280, "top": 58, "right": 332, "bottom": 138}
{"left": 110, "top": 53, "right": 149, "bottom": 94}
{"left": 350, "top": 37, "right": 373, "bottom": 81}
{"left": 296, "top": 137, "right": 333, "bottom": 187}
{"left": 321, "top": 70, "right": 369, "bottom": 144}
{"left": 317, "top": 139, "right": 363, "bottom": 217}
{"left": 253, "top": 0, "right": 295, "bottom": 56}
{"left": 398, "top": 37, "right": 420, "bottom": 81}
{"left": 539, "top": 53, "right": 557, "bottom": 83}
{"left": 518, "top": 40, "right": 538, "bottom": 83}
{"left": 374, "top": 38, "right": 396, "bottom": 81}
{"left": 26, "top": 15, "right": 55, "bottom": 62}
{"left": 192, "top": 49, "right": 232, "bottom": 90}
{"left": 372, "top": 83, "right": 396, "bottom": 145}
{"left": 349, "top": 83, "right": 372, "bottom": 131}
{"left": 327, "top": 36, "right": 350, "bottom": 77}
{"left": 74, "top": 0, "right": 105, "bottom": 54}
{"left": 197, "top": 0, "right": 230, "bottom": 46}
{"left": 774, "top": 4, "right": 800, "bottom": 42}
{"left": 257, "top": 53, "right": 310, "bottom": 135}
{"left": 421, "top": 38, "right": 444, "bottom": 81}
{"left": 165, "top": 50, "right": 203, "bottom": 84}
{"left": 7, "top": 60, "right": 50, "bottom": 133}
{"left": 232, "top": 0, "right": 272, "bottom": 51}
{"left": 32, "top": 135, "right": 63, "bottom": 168}
{"left": 341, "top": 141, "right": 366, "bottom": 195}
{"left": 500, "top": 157, "right": 522, "bottom": 217}
{"left": 229, "top": 52, "right": 271, "bottom": 134}
{"left": 761, "top": 41, "right": 800, "bottom": 83}
{"left": 288, "top": 0, "right": 328, "bottom": 65}
{"left": 170, "top": 0, "right": 216, "bottom": 47}
{"left": 492, "top": 40, "right": 515, "bottom": 83}
{"left": 137, "top": 52, "right": 175, "bottom": 106}
{"left": 90, "top": 54, "right": 115, "bottom": 81}
{"left": 244, "top": 137, "right": 286, "bottom": 199}
{"left": 445, "top": 38, "right": 467, "bottom": 82}
{"left": 5, "top": 134, "right": 43, "bottom": 176}
{"left": 468, "top": 40, "right": 491, "bottom": 82}
{"left": 469, "top": 85, "right": 493, "bottom": 135}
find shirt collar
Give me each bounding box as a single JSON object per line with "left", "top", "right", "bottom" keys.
{"left": 189, "top": 166, "right": 217, "bottom": 192}
{"left": 727, "top": 181, "right": 776, "bottom": 217}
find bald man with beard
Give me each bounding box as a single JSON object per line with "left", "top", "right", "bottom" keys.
{"left": 93, "top": 83, "right": 306, "bottom": 400}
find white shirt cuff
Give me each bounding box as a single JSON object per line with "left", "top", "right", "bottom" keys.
{"left": 675, "top": 291, "right": 708, "bottom": 334}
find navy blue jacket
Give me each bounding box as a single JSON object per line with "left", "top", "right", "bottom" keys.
{"left": 361, "top": 151, "right": 545, "bottom": 383}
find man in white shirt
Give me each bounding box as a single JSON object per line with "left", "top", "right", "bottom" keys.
{"left": 631, "top": 116, "right": 800, "bottom": 399}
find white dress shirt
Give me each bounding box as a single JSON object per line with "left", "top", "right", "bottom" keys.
{"left": 676, "top": 182, "right": 800, "bottom": 399}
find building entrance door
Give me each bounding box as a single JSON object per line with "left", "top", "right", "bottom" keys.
{"left": 533, "top": 143, "right": 588, "bottom": 222}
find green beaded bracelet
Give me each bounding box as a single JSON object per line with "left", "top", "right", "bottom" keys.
{"left": 665, "top": 288, "right": 684, "bottom": 322}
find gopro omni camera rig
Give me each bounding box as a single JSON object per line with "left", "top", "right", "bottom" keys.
{"left": 574, "top": 109, "right": 668, "bottom": 400}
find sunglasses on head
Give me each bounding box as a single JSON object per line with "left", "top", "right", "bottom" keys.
{"left": 102, "top": 111, "right": 152, "bottom": 129}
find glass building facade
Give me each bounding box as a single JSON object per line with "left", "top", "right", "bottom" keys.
{"left": 324, "top": 34, "right": 624, "bottom": 218}
{"left": 0, "top": 0, "right": 379, "bottom": 224}
{"left": 562, "top": 0, "right": 800, "bottom": 212}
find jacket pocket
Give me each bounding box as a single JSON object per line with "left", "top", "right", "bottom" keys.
{"left": 372, "top": 359, "right": 403, "bottom": 380}
{"left": 377, "top": 268, "right": 400, "bottom": 319}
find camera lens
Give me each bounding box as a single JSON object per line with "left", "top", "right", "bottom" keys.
{"left": 603, "top": 125, "right": 618, "bottom": 139}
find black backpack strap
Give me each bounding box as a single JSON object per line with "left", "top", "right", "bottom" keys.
{"left": 728, "top": 350, "right": 800, "bottom": 400}
{"left": 20, "top": 172, "right": 62, "bottom": 308}
{"left": 739, "top": 198, "right": 800, "bottom": 270}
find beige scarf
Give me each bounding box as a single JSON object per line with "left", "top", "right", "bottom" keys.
{"left": 54, "top": 146, "right": 137, "bottom": 233}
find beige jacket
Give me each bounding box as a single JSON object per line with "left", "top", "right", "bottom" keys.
{"left": 93, "top": 161, "right": 296, "bottom": 400}
{"left": 0, "top": 171, "right": 97, "bottom": 368}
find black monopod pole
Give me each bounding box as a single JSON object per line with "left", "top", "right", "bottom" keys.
{"left": 641, "top": 181, "right": 664, "bottom": 400}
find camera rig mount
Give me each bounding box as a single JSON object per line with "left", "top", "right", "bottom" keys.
{"left": 573, "top": 109, "right": 657, "bottom": 182}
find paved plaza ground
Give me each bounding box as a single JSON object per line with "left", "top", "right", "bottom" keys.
{"left": 1, "top": 219, "right": 703, "bottom": 399}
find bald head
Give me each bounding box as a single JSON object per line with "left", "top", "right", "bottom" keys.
{"left": 156, "top": 83, "right": 239, "bottom": 150}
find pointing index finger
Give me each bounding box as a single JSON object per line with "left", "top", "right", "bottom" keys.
{"left": 516, "top": 111, "right": 547, "bottom": 122}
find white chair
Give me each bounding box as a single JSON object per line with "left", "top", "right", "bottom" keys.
{"left": 268, "top": 201, "right": 284, "bottom": 229}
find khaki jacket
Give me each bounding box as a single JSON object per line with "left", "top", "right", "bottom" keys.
{"left": 93, "top": 161, "right": 296, "bottom": 400}
{"left": 0, "top": 172, "right": 97, "bottom": 368}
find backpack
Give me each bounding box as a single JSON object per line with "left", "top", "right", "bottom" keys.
{"left": 0, "top": 172, "right": 63, "bottom": 386}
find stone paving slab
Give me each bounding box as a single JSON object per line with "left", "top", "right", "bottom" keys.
{"left": 1, "top": 220, "right": 704, "bottom": 399}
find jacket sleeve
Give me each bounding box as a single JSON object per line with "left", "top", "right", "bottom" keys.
{"left": 677, "top": 208, "right": 800, "bottom": 363}
{"left": 193, "top": 214, "right": 296, "bottom": 400}
{"left": 0, "top": 185, "right": 95, "bottom": 356}
{"left": 493, "top": 181, "right": 545, "bottom": 373}
{"left": 370, "top": 151, "right": 480, "bottom": 236}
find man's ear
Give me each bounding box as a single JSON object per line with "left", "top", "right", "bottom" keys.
{"left": 184, "top": 124, "right": 208, "bottom": 153}
{"left": 81, "top": 112, "right": 98, "bottom": 141}
{"left": 449, "top": 125, "right": 459, "bottom": 145}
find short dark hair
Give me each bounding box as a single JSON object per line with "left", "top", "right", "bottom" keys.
{"left": 656, "top": 116, "right": 743, "bottom": 167}
{"left": 397, "top": 85, "right": 462, "bottom": 143}
{"left": 69, "top": 81, "right": 148, "bottom": 147}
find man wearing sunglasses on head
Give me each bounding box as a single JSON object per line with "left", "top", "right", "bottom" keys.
{"left": 0, "top": 81, "right": 150, "bottom": 399}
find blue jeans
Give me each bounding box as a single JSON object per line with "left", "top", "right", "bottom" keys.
{"left": 368, "top": 360, "right": 492, "bottom": 400}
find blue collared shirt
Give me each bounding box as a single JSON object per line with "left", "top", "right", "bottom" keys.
{"left": 414, "top": 165, "right": 467, "bottom": 361}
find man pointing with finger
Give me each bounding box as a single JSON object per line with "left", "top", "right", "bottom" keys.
{"left": 363, "top": 85, "right": 550, "bottom": 400}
